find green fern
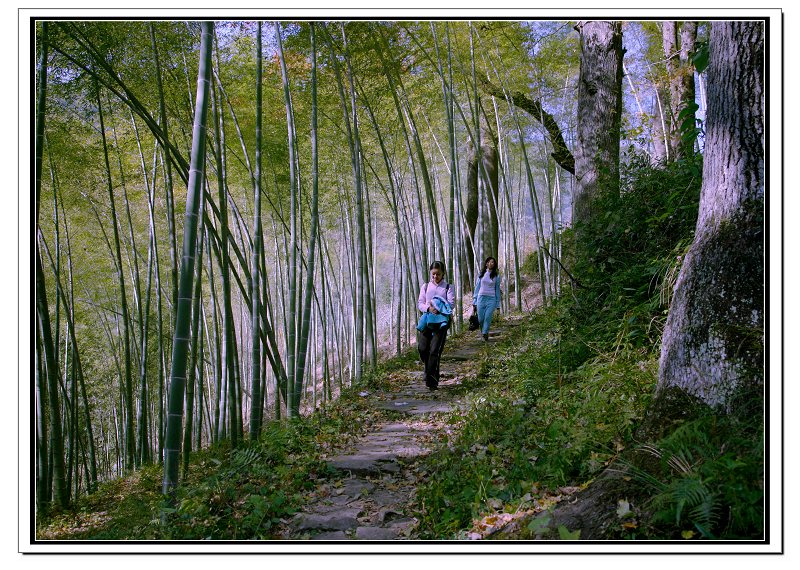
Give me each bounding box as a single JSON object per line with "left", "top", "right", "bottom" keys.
{"left": 688, "top": 494, "right": 720, "bottom": 539}
{"left": 229, "top": 446, "right": 262, "bottom": 472}
{"left": 667, "top": 475, "right": 709, "bottom": 525}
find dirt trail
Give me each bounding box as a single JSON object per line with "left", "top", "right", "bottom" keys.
{"left": 282, "top": 320, "right": 519, "bottom": 540}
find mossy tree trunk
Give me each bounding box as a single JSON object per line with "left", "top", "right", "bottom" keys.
{"left": 573, "top": 21, "right": 624, "bottom": 227}
{"left": 657, "top": 21, "right": 764, "bottom": 409}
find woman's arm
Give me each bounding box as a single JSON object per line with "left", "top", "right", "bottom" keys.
{"left": 496, "top": 275, "right": 502, "bottom": 306}
{"left": 418, "top": 283, "right": 428, "bottom": 313}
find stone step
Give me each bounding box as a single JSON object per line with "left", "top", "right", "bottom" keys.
{"left": 295, "top": 508, "right": 361, "bottom": 531}
{"left": 355, "top": 526, "right": 401, "bottom": 540}
{"left": 326, "top": 455, "right": 401, "bottom": 476}
{"left": 375, "top": 399, "right": 454, "bottom": 415}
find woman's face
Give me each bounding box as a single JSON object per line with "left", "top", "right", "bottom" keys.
{"left": 431, "top": 268, "right": 443, "bottom": 284}
{"left": 486, "top": 258, "right": 496, "bottom": 271}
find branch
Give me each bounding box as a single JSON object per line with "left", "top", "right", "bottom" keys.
{"left": 540, "top": 246, "right": 586, "bottom": 289}
{"left": 480, "top": 77, "right": 575, "bottom": 174}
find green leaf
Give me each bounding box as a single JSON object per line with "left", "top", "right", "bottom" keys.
{"left": 692, "top": 43, "right": 709, "bottom": 73}
{"left": 527, "top": 514, "right": 551, "bottom": 534}
{"left": 677, "top": 102, "right": 700, "bottom": 120}
{"left": 681, "top": 128, "right": 703, "bottom": 143}
{"left": 558, "top": 525, "right": 581, "bottom": 540}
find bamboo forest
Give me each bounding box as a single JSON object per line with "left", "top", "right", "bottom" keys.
{"left": 31, "top": 17, "right": 769, "bottom": 546}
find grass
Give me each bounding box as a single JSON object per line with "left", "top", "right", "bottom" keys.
{"left": 411, "top": 309, "right": 657, "bottom": 539}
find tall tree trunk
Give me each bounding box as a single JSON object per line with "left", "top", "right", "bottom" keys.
{"left": 35, "top": 318, "right": 49, "bottom": 509}
{"left": 275, "top": 22, "right": 303, "bottom": 416}
{"left": 162, "top": 20, "right": 213, "bottom": 498}
{"left": 150, "top": 24, "right": 180, "bottom": 328}
{"left": 183, "top": 185, "right": 206, "bottom": 475}
{"left": 39, "top": 229, "right": 99, "bottom": 489}
{"left": 294, "top": 23, "right": 321, "bottom": 411}
{"left": 348, "top": 42, "right": 367, "bottom": 382}
{"left": 480, "top": 134, "right": 500, "bottom": 261}
{"left": 250, "top": 22, "right": 265, "bottom": 437}
{"left": 132, "top": 113, "right": 156, "bottom": 466}
{"left": 663, "top": 21, "right": 699, "bottom": 161}
{"left": 36, "top": 252, "right": 68, "bottom": 508}
{"left": 573, "top": 21, "right": 624, "bottom": 226}
{"left": 35, "top": 25, "right": 51, "bottom": 504}
{"left": 651, "top": 85, "right": 671, "bottom": 163}
{"left": 657, "top": 21, "right": 764, "bottom": 409}
{"left": 465, "top": 140, "right": 479, "bottom": 279}
{"left": 369, "top": 28, "right": 428, "bottom": 285}
{"left": 96, "top": 85, "right": 136, "bottom": 472}
{"left": 210, "top": 49, "right": 239, "bottom": 442}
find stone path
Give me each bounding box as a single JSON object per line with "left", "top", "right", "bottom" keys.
{"left": 282, "top": 320, "right": 519, "bottom": 540}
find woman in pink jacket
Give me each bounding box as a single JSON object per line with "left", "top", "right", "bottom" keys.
{"left": 417, "top": 261, "right": 455, "bottom": 391}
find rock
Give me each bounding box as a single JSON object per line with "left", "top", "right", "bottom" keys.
{"left": 311, "top": 531, "right": 350, "bottom": 540}
{"left": 369, "top": 488, "right": 405, "bottom": 507}
{"left": 440, "top": 353, "right": 471, "bottom": 362}
{"left": 355, "top": 526, "right": 400, "bottom": 540}
{"left": 341, "top": 478, "right": 375, "bottom": 498}
{"left": 387, "top": 517, "right": 416, "bottom": 528}
{"left": 378, "top": 509, "right": 406, "bottom": 523}
{"left": 295, "top": 508, "right": 361, "bottom": 531}
{"left": 385, "top": 517, "right": 416, "bottom": 537}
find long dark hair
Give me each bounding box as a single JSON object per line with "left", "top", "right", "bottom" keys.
{"left": 429, "top": 260, "right": 446, "bottom": 275}
{"left": 478, "top": 256, "right": 498, "bottom": 279}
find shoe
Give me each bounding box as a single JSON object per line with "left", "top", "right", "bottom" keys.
{"left": 483, "top": 333, "right": 489, "bottom": 341}
{"left": 428, "top": 383, "right": 438, "bottom": 391}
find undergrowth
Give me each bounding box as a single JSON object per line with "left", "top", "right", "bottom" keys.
{"left": 620, "top": 385, "right": 765, "bottom": 540}
{"left": 37, "top": 155, "right": 763, "bottom": 541}
{"left": 414, "top": 154, "right": 761, "bottom": 540}
{"left": 36, "top": 354, "right": 412, "bottom": 540}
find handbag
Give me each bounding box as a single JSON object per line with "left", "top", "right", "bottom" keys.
{"left": 468, "top": 313, "right": 480, "bottom": 331}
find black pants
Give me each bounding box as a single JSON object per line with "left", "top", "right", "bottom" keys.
{"left": 417, "top": 326, "right": 448, "bottom": 388}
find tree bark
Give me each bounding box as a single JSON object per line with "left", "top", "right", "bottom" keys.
{"left": 658, "top": 21, "right": 764, "bottom": 409}
{"left": 481, "top": 135, "right": 499, "bottom": 261}
{"left": 663, "top": 21, "right": 699, "bottom": 161}
{"left": 573, "top": 21, "right": 624, "bottom": 226}
{"left": 465, "top": 140, "right": 479, "bottom": 278}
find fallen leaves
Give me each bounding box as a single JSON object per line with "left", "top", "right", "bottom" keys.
{"left": 464, "top": 485, "right": 583, "bottom": 540}
{"left": 469, "top": 511, "right": 525, "bottom": 539}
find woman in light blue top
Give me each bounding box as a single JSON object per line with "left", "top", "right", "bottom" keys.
{"left": 472, "top": 256, "right": 502, "bottom": 341}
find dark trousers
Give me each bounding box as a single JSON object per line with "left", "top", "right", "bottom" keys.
{"left": 417, "top": 326, "right": 448, "bottom": 387}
